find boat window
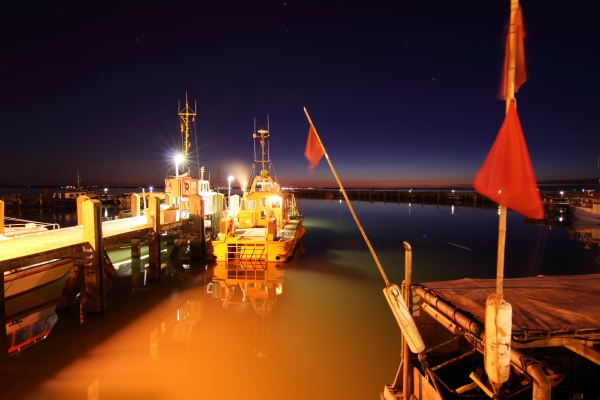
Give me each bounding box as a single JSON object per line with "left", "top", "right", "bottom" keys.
{"left": 46, "top": 314, "right": 58, "bottom": 329}
{"left": 6, "top": 333, "right": 13, "bottom": 348}
{"left": 32, "top": 320, "right": 45, "bottom": 337}
{"left": 14, "top": 326, "right": 31, "bottom": 346}
{"left": 272, "top": 199, "right": 281, "bottom": 209}
{"left": 247, "top": 200, "right": 256, "bottom": 209}
{"left": 260, "top": 197, "right": 267, "bottom": 208}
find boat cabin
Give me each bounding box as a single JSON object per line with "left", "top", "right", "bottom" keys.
{"left": 237, "top": 169, "right": 294, "bottom": 230}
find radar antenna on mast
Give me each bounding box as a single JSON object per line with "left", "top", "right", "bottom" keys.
{"left": 178, "top": 92, "right": 197, "bottom": 170}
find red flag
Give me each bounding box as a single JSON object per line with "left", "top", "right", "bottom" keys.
{"left": 499, "top": 5, "right": 526, "bottom": 100}
{"left": 474, "top": 100, "right": 543, "bottom": 219}
{"left": 180, "top": 120, "right": 184, "bottom": 132}
{"left": 304, "top": 125, "right": 324, "bottom": 173}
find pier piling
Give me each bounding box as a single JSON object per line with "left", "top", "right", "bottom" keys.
{"left": 0, "top": 200, "right": 4, "bottom": 235}
{"left": 147, "top": 195, "right": 162, "bottom": 279}
{"left": 82, "top": 199, "right": 105, "bottom": 313}
{"left": 131, "top": 194, "right": 141, "bottom": 217}
{"left": 189, "top": 194, "right": 205, "bottom": 259}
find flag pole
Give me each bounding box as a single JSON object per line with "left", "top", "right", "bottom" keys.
{"left": 496, "top": 0, "right": 520, "bottom": 298}
{"left": 303, "top": 107, "right": 390, "bottom": 286}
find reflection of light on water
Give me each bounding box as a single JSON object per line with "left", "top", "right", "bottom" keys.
{"left": 452, "top": 205, "right": 455, "bottom": 215}
{"left": 11, "top": 199, "right": 597, "bottom": 399}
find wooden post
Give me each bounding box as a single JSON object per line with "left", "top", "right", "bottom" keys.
{"left": 82, "top": 199, "right": 105, "bottom": 312}
{"left": 147, "top": 195, "right": 162, "bottom": 279}
{"left": 131, "top": 238, "right": 141, "bottom": 258}
{"left": 402, "top": 241, "right": 414, "bottom": 397}
{"left": 0, "top": 200, "right": 4, "bottom": 235}
{"left": 76, "top": 195, "right": 90, "bottom": 226}
{"left": 0, "top": 252, "right": 7, "bottom": 359}
{"left": 131, "top": 257, "right": 141, "bottom": 293}
{"left": 131, "top": 194, "right": 141, "bottom": 217}
{"left": 188, "top": 194, "right": 205, "bottom": 259}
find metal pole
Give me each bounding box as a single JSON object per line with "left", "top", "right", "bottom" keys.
{"left": 497, "top": 0, "right": 519, "bottom": 297}
{"left": 402, "top": 240, "right": 413, "bottom": 397}
{"left": 303, "top": 107, "right": 390, "bottom": 286}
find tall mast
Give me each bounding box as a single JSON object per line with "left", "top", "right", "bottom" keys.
{"left": 178, "top": 92, "right": 196, "bottom": 168}
{"left": 253, "top": 126, "right": 270, "bottom": 173}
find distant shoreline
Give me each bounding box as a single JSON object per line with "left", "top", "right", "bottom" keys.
{"left": 0, "top": 178, "right": 597, "bottom": 195}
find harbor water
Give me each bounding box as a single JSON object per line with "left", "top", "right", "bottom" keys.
{"left": 1, "top": 197, "right": 598, "bottom": 399}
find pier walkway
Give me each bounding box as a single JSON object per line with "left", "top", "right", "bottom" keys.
{"left": 0, "top": 216, "right": 160, "bottom": 271}
{"left": 0, "top": 193, "right": 206, "bottom": 314}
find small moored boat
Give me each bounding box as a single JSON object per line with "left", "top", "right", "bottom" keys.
{"left": 50, "top": 172, "right": 99, "bottom": 208}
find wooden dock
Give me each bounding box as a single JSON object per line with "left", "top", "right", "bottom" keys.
{"left": 0, "top": 193, "right": 206, "bottom": 315}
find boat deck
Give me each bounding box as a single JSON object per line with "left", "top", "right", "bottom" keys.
{"left": 418, "top": 274, "right": 600, "bottom": 347}
{"left": 231, "top": 219, "right": 302, "bottom": 241}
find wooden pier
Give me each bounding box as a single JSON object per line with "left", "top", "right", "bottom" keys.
{"left": 0, "top": 193, "right": 206, "bottom": 314}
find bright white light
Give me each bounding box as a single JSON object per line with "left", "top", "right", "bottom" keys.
{"left": 271, "top": 195, "right": 282, "bottom": 205}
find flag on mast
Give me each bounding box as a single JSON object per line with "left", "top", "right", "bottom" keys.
{"left": 304, "top": 125, "right": 324, "bottom": 173}
{"left": 474, "top": 100, "right": 543, "bottom": 219}
{"left": 499, "top": 5, "right": 526, "bottom": 100}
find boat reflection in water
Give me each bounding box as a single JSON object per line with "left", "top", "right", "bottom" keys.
{"left": 4, "top": 276, "right": 65, "bottom": 356}
{"left": 568, "top": 221, "right": 600, "bottom": 266}
{"left": 207, "top": 243, "right": 304, "bottom": 359}
{"left": 2, "top": 198, "right": 600, "bottom": 399}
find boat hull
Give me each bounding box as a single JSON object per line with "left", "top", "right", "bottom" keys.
{"left": 209, "top": 218, "right": 305, "bottom": 263}
{"left": 570, "top": 205, "right": 600, "bottom": 223}
{"left": 4, "top": 259, "right": 74, "bottom": 298}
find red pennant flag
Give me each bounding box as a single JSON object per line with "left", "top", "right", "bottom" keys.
{"left": 474, "top": 100, "right": 543, "bottom": 219}
{"left": 180, "top": 120, "right": 184, "bottom": 132}
{"left": 304, "top": 125, "right": 324, "bottom": 173}
{"left": 499, "top": 5, "right": 526, "bottom": 100}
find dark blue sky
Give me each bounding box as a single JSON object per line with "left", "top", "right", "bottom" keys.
{"left": 2, "top": 0, "right": 599, "bottom": 189}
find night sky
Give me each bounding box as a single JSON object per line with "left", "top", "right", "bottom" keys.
{"left": 2, "top": 1, "right": 599, "bottom": 189}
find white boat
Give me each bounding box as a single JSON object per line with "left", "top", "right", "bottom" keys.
{"left": 570, "top": 195, "right": 600, "bottom": 223}
{"left": 2, "top": 218, "right": 73, "bottom": 299}
{"left": 4, "top": 258, "right": 74, "bottom": 299}
{"left": 570, "top": 204, "right": 600, "bottom": 223}
{"left": 1, "top": 217, "right": 59, "bottom": 238}
{"left": 50, "top": 172, "right": 99, "bottom": 208}
{"left": 5, "top": 276, "right": 65, "bottom": 356}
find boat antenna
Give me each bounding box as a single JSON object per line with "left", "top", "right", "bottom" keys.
{"left": 253, "top": 118, "right": 257, "bottom": 162}
{"left": 193, "top": 100, "right": 201, "bottom": 179}
{"left": 178, "top": 92, "right": 196, "bottom": 170}
{"left": 254, "top": 122, "right": 270, "bottom": 174}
